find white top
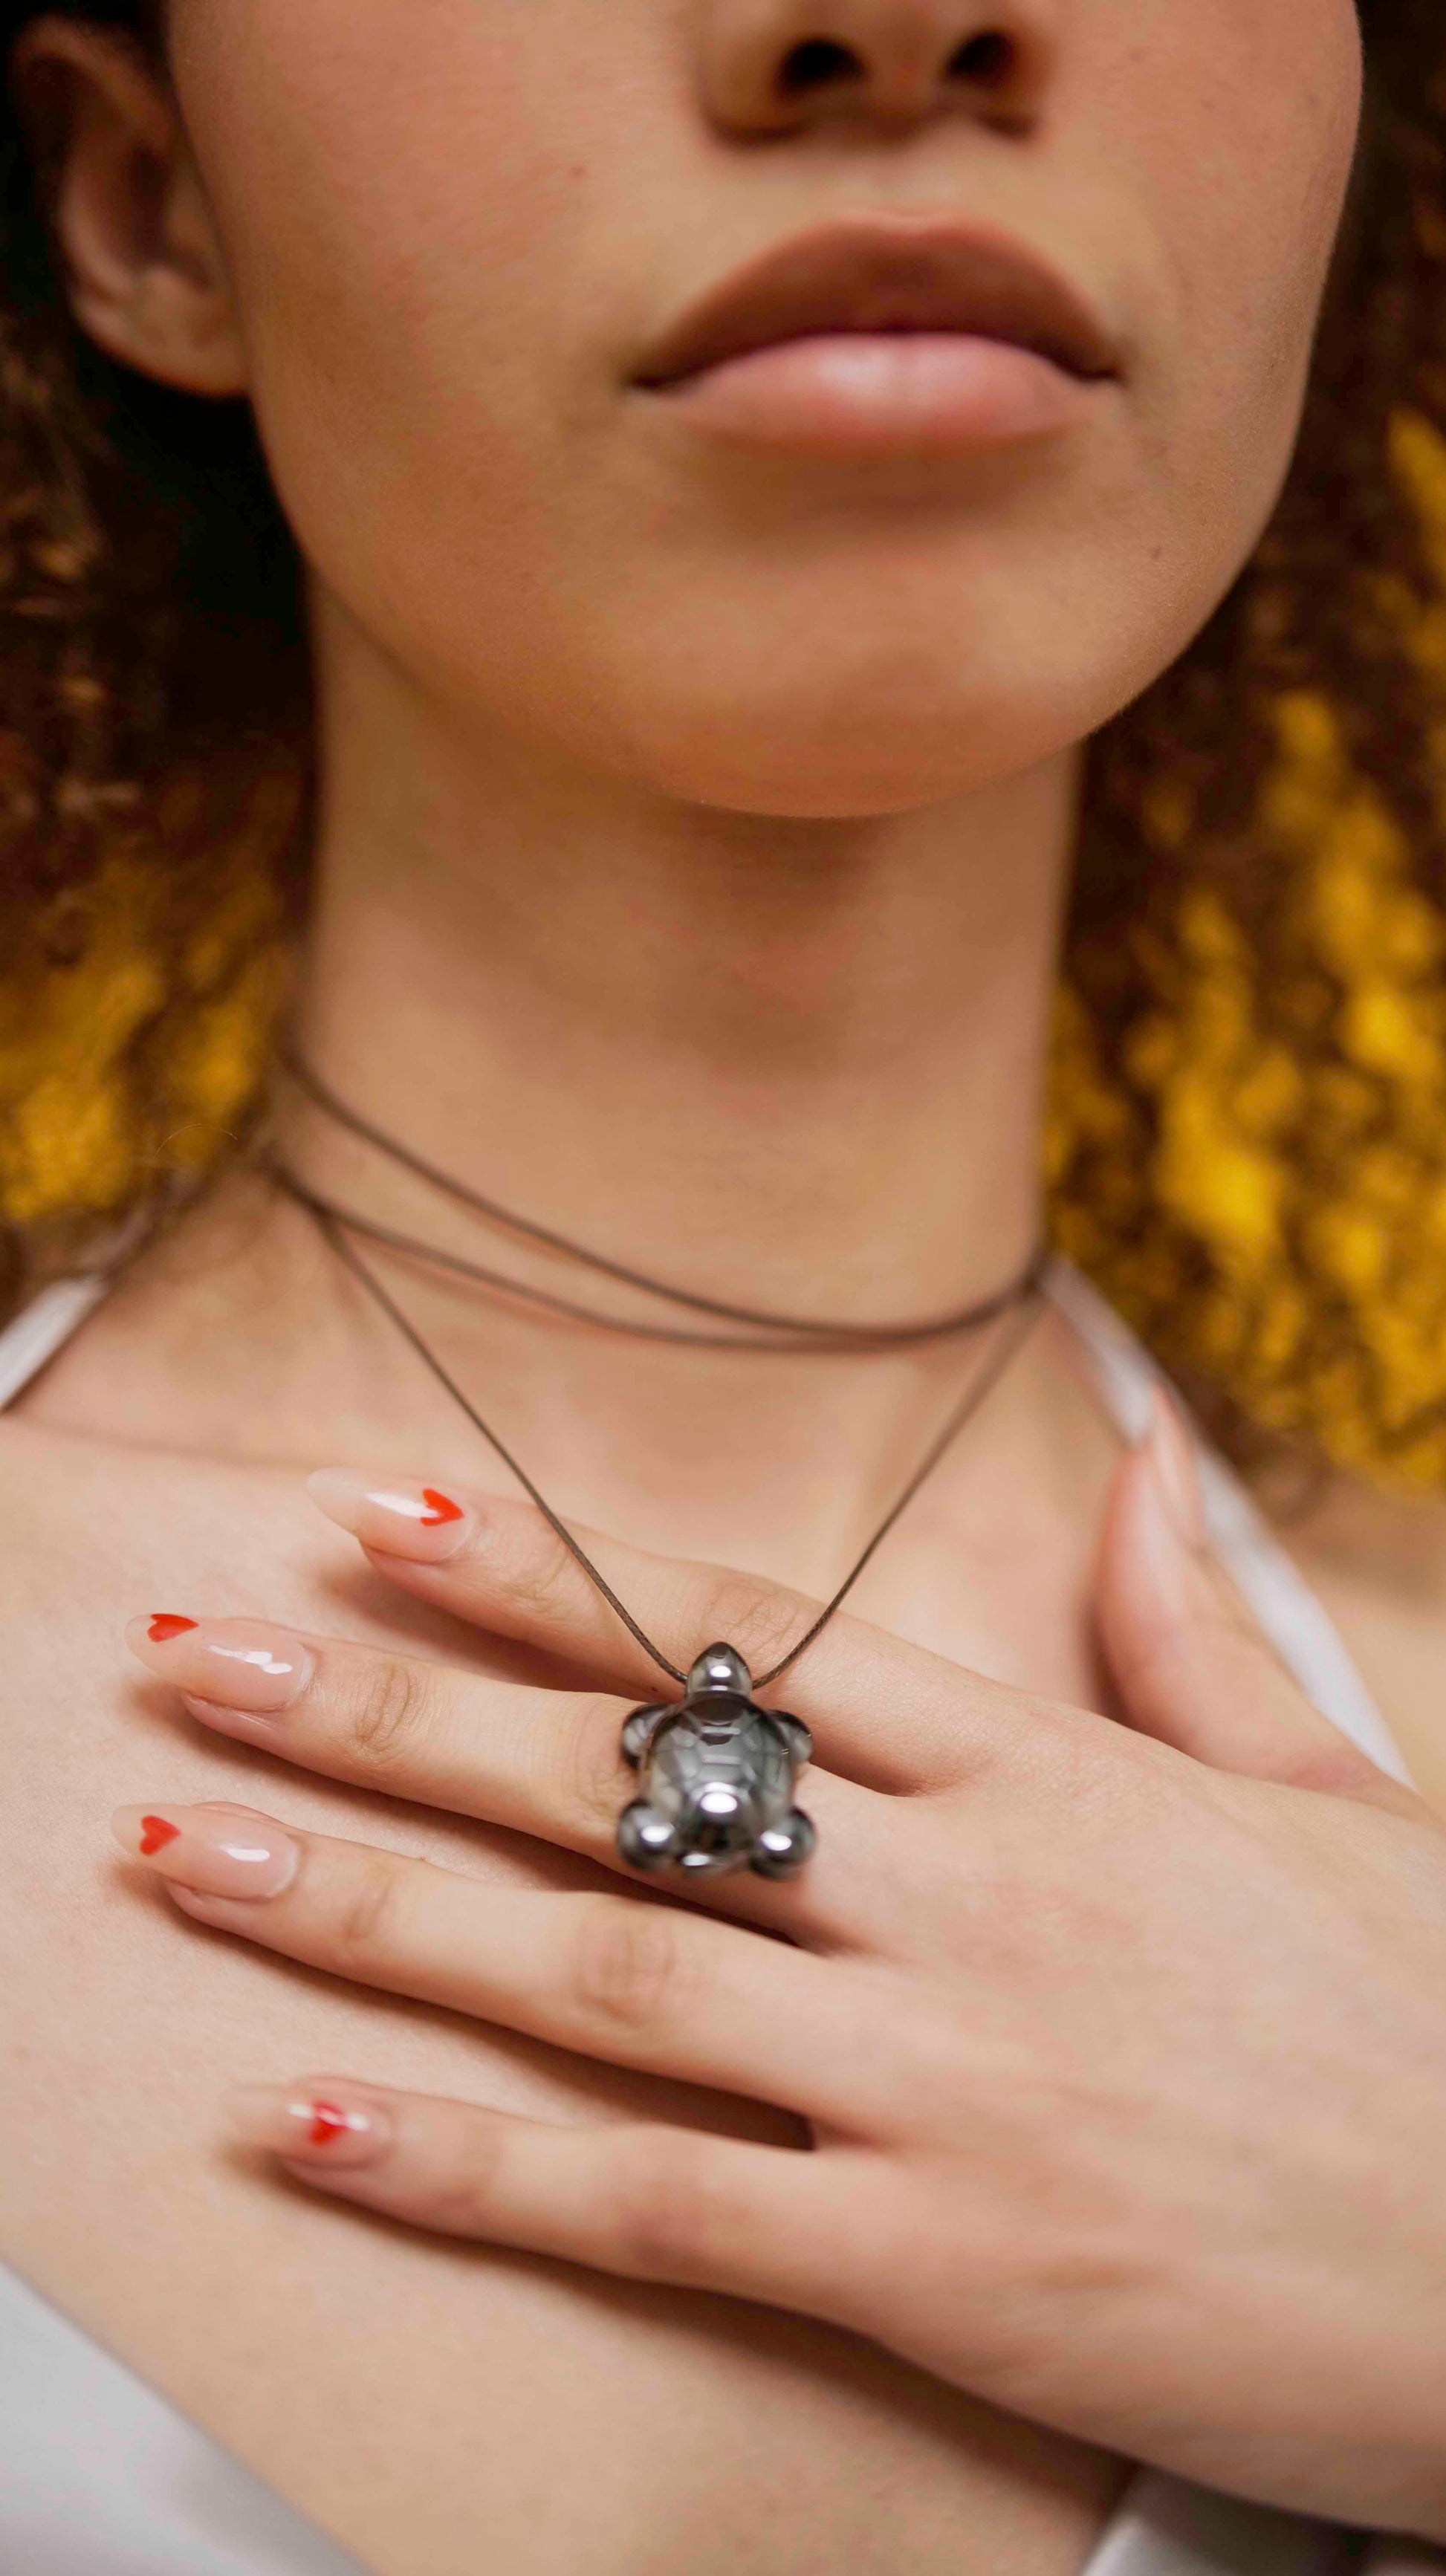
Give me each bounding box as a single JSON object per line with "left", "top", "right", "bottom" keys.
{"left": 0, "top": 1256, "right": 1438, "bottom": 2576}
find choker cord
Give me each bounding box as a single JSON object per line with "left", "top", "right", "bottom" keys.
{"left": 279, "top": 1039, "right": 1046, "bottom": 1350}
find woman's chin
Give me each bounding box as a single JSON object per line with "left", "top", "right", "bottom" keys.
{"left": 556, "top": 617, "right": 1140, "bottom": 820}
{"left": 609, "top": 700, "right": 1080, "bottom": 821}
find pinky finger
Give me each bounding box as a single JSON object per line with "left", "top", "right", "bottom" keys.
{"left": 227, "top": 2077, "right": 866, "bottom": 2311}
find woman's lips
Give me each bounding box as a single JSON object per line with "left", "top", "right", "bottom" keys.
{"left": 636, "top": 329, "right": 1103, "bottom": 455}
{"left": 626, "top": 216, "right": 1121, "bottom": 459}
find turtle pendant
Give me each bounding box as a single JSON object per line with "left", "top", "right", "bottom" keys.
{"left": 615, "top": 1643, "right": 817, "bottom": 1878}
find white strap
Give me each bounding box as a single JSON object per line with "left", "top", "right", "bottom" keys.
{"left": 1080, "top": 2466, "right": 1369, "bottom": 2574}
{"left": 0, "top": 2263, "right": 363, "bottom": 2574}
{"left": 0, "top": 1274, "right": 112, "bottom": 1409}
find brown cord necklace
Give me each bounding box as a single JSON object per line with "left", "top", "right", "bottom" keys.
{"left": 271, "top": 1047, "right": 1048, "bottom": 1880}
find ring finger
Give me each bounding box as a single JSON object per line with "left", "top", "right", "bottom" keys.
{"left": 127, "top": 1614, "right": 884, "bottom": 1943}
{"left": 111, "top": 1800, "right": 904, "bottom": 2127}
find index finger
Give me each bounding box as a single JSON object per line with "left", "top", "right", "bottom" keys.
{"left": 305, "top": 1471, "right": 1038, "bottom": 1793}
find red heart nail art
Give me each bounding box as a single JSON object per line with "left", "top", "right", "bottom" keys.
{"left": 309, "top": 2100, "right": 351, "bottom": 2147}
{"left": 139, "top": 1814, "right": 180, "bottom": 1855}
{"left": 148, "top": 1615, "right": 198, "bottom": 1644}
{"left": 420, "top": 1490, "right": 464, "bottom": 1527}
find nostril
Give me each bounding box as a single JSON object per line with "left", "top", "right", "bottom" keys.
{"left": 778, "top": 36, "right": 863, "bottom": 99}
{"left": 949, "top": 30, "right": 1016, "bottom": 85}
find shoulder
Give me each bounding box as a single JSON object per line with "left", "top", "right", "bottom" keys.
{"left": 1278, "top": 1473, "right": 1446, "bottom": 1810}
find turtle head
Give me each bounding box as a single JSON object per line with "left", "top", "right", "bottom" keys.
{"left": 687, "top": 1642, "right": 753, "bottom": 1699}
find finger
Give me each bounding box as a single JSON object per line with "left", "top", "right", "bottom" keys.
{"left": 114, "top": 1801, "right": 905, "bottom": 2126}
{"left": 225, "top": 2074, "right": 873, "bottom": 2316}
{"left": 305, "top": 1470, "right": 1041, "bottom": 1794}
{"left": 126, "top": 1613, "right": 872, "bottom": 1943}
{"left": 1096, "top": 1384, "right": 1416, "bottom": 1806}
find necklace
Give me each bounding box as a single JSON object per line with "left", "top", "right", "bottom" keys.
{"left": 273, "top": 1054, "right": 1049, "bottom": 1878}
{"left": 279, "top": 1042, "right": 1042, "bottom": 1352}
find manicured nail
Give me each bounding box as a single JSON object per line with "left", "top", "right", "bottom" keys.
{"left": 126, "top": 1616, "right": 314, "bottom": 1714}
{"left": 1142, "top": 1383, "right": 1206, "bottom": 1548}
{"left": 308, "top": 1470, "right": 473, "bottom": 1563}
{"left": 225, "top": 2081, "right": 392, "bottom": 2166}
{"left": 111, "top": 1802, "right": 300, "bottom": 1899}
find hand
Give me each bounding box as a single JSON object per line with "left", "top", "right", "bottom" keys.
{"left": 115, "top": 1395, "right": 1446, "bottom": 2543}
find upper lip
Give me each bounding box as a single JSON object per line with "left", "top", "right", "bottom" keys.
{"left": 630, "top": 216, "right": 1122, "bottom": 390}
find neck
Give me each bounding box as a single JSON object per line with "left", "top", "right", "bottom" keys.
{"left": 291, "top": 597, "right": 1080, "bottom": 1326}
{"left": 33, "top": 595, "right": 1124, "bottom": 1671}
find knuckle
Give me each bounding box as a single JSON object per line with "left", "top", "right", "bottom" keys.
{"left": 339, "top": 1655, "right": 432, "bottom": 1776}
{"left": 697, "top": 1572, "right": 805, "bottom": 1681}
{"left": 496, "top": 1518, "right": 583, "bottom": 1629}
{"left": 558, "top": 1697, "right": 632, "bottom": 1832}
{"left": 1112, "top": 1600, "right": 1193, "bottom": 1708}
{"left": 334, "top": 1846, "right": 406, "bottom": 1970}
{"left": 425, "top": 2122, "right": 508, "bottom": 2236}
{"left": 1187, "top": 1553, "right": 1286, "bottom": 1677}
{"left": 1190, "top": 1566, "right": 1261, "bottom": 1657}
{"left": 568, "top": 1895, "right": 690, "bottom": 2041}
{"left": 604, "top": 2131, "right": 719, "bottom": 2280}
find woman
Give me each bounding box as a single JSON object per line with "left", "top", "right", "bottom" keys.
{"left": 3, "top": 0, "right": 1446, "bottom": 2569}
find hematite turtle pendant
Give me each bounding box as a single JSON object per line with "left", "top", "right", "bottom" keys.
{"left": 615, "top": 1644, "right": 817, "bottom": 1878}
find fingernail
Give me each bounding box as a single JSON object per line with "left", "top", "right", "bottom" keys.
{"left": 126, "top": 1616, "right": 314, "bottom": 1714}
{"left": 307, "top": 1470, "right": 473, "bottom": 1564}
{"left": 111, "top": 1803, "right": 300, "bottom": 1899}
{"left": 225, "top": 2081, "right": 392, "bottom": 2167}
{"left": 1141, "top": 1383, "right": 1206, "bottom": 1548}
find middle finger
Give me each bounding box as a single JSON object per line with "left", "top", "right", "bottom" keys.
{"left": 126, "top": 1614, "right": 882, "bottom": 1943}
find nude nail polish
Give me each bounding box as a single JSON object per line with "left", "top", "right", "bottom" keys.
{"left": 225, "top": 2082, "right": 392, "bottom": 2164}
{"left": 111, "top": 1803, "right": 300, "bottom": 1899}
{"left": 308, "top": 1469, "right": 474, "bottom": 1563}
{"left": 126, "top": 1616, "right": 315, "bottom": 1713}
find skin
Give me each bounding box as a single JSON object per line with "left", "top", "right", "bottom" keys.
{"left": 7, "top": 1, "right": 1442, "bottom": 2572}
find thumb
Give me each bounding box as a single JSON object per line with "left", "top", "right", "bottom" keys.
{"left": 1095, "top": 1383, "right": 1402, "bottom": 1800}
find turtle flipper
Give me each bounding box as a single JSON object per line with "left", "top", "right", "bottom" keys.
{"left": 620, "top": 1704, "right": 669, "bottom": 1769}
{"left": 750, "top": 1807, "right": 817, "bottom": 1878}
{"left": 616, "top": 1797, "right": 681, "bottom": 1870}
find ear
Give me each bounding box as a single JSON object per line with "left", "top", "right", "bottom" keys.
{"left": 10, "top": 16, "right": 248, "bottom": 398}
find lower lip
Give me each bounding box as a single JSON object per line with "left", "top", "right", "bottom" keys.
{"left": 640, "top": 331, "right": 1104, "bottom": 455}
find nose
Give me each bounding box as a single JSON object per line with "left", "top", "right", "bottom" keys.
{"left": 699, "top": 0, "right": 1061, "bottom": 139}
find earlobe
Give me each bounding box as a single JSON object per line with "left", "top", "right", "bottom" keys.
{"left": 10, "top": 16, "right": 248, "bottom": 398}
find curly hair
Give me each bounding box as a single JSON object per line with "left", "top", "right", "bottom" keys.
{"left": 4, "top": 1, "right": 1446, "bottom": 1489}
